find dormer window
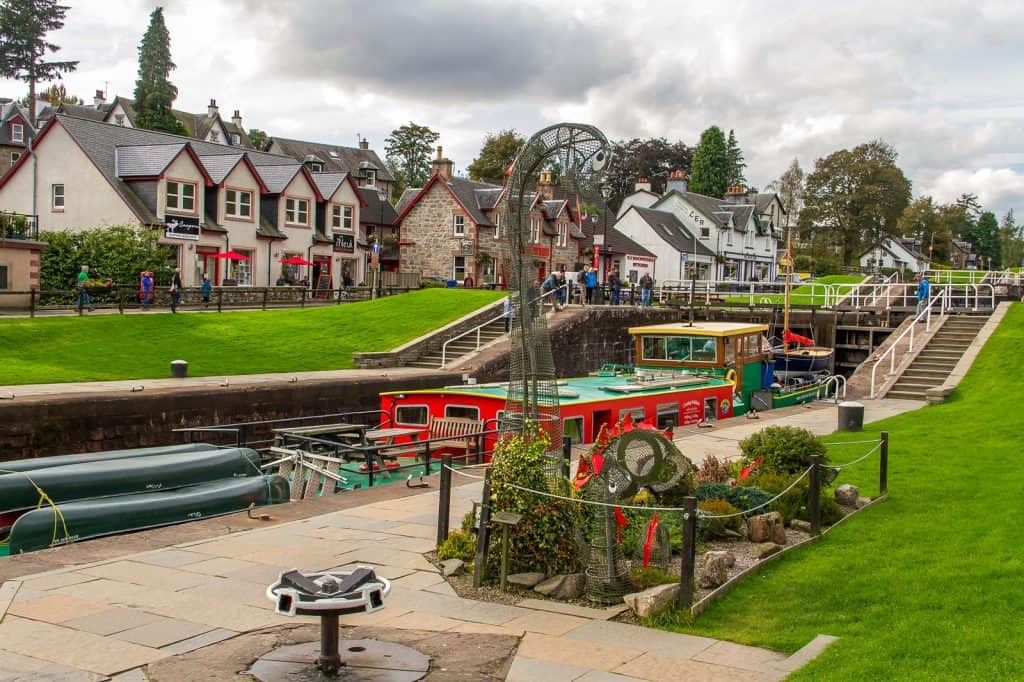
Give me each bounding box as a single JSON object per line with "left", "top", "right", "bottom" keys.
{"left": 166, "top": 180, "right": 196, "bottom": 214}
{"left": 308, "top": 162, "right": 324, "bottom": 173}
{"left": 365, "top": 169, "right": 376, "bottom": 186}
{"left": 11, "top": 123, "right": 23, "bottom": 143}
{"left": 331, "top": 204, "right": 354, "bottom": 231}
{"left": 115, "top": 114, "right": 125, "bottom": 126}
{"left": 210, "top": 131, "right": 219, "bottom": 143}
{"left": 231, "top": 133, "right": 240, "bottom": 145}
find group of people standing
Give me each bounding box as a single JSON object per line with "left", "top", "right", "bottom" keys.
{"left": 536, "top": 266, "right": 657, "bottom": 309}
{"left": 73, "top": 265, "right": 200, "bottom": 314}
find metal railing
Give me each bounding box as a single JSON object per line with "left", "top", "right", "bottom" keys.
{"left": 869, "top": 288, "right": 948, "bottom": 398}
{"left": 439, "top": 284, "right": 564, "bottom": 368}
{"left": 0, "top": 211, "right": 39, "bottom": 241}
{"left": 656, "top": 278, "right": 840, "bottom": 307}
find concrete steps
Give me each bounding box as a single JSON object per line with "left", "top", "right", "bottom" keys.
{"left": 884, "top": 314, "right": 987, "bottom": 400}
{"left": 406, "top": 318, "right": 508, "bottom": 369}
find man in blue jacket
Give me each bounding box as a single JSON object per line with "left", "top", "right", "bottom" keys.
{"left": 916, "top": 275, "right": 930, "bottom": 317}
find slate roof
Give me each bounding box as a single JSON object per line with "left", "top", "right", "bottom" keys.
{"left": 632, "top": 207, "right": 715, "bottom": 257}
{"left": 605, "top": 227, "right": 656, "bottom": 258}
{"left": 311, "top": 171, "right": 350, "bottom": 200}
{"left": 359, "top": 186, "right": 398, "bottom": 226}
{"left": 54, "top": 103, "right": 107, "bottom": 122}
{"left": 395, "top": 188, "right": 419, "bottom": 216}
{"left": 446, "top": 176, "right": 502, "bottom": 226}
{"left": 254, "top": 164, "right": 303, "bottom": 194}
{"left": 115, "top": 144, "right": 187, "bottom": 177}
{"left": 198, "top": 153, "right": 245, "bottom": 184}
{"left": 0, "top": 102, "right": 33, "bottom": 146}
{"left": 269, "top": 136, "right": 394, "bottom": 182}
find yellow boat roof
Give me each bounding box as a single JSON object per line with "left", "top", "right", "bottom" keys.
{"left": 628, "top": 321, "right": 770, "bottom": 338}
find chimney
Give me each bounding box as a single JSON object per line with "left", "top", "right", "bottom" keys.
{"left": 231, "top": 109, "right": 242, "bottom": 127}
{"left": 666, "top": 169, "right": 688, "bottom": 195}
{"left": 93, "top": 89, "right": 105, "bottom": 108}
{"left": 208, "top": 98, "right": 218, "bottom": 117}
{"left": 431, "top": 146, "right": 454, "bottom": 181}
{"left": 538, "top": 170, "right": 555, "bottom": 200}
{"left": 635, "top": 177, "right": 652, "bottom": 192}
{"left": 724, "top": 184, "right": 746, "bottom": 203}
{"left": 359, "top": 137, "right": 369, "bottom": 150}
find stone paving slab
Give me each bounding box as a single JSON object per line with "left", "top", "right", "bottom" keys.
{"left": 112, "top": 616, "right": 214, "bottom": 648}
{"left": 132, "top": 549, "right": 211, "bottom": 568}
{"left": 516, "top": 598, "right": 629, "bottom": 621}
{"left": 159, "top": 627, "right": 238, "bottom": 655}
{"left": 692, "top": 640, "right": 788, "bottom": 672}
{"left": 517, "top": 632, "right": 645, "bottom": 672}
{"left": 7, "top": 593, "right": 110, "bottom": 624}
{"left": 0, "top": 650, "right": 106, "bottom": 681}
{"left": 78, "top": 560, "right": 214, "bottom": 592}
{"left": 507, "top": 655, "right": 592, "bottom": 682}
{"left": 615, "top": 651, "right": 769, "bottom": 682}
{"left": 60, "top": 606, "right": 163, "bottom": 636}
{"left": 502, "top": 610, "right": 591, "bottom": 636}
{"left": 565, "top": 619, "right": 718, "bottom": 660}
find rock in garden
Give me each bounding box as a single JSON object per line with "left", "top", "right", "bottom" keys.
{"left": 534, "top": 573, "right": 585, "bottom": 600}
{"left": 507, "top": 572, "right": 546, "bottom": 588}
{"left": 754, "top": 542, "right": 783, "bottom": 559}
{"left": 747, "top": 511, "right": 786, "bottom": 545}
{"left": 623, "top": 583, "right": 679, "bottom": 618}
{"left": 440, "top": 559, "right": 465, "bottom": 577}
{"left": 789, "top": 519, "right": 812, "bottom": 533}
{"left": 707, "top": 550, "right": 735, "bottom": 568}
{"left": 835, "top": 484, "right": 860, "bottom": 506}
{"left": 697, "top": 553, "right": 731, "bottom": 588}
{"left": 855, "top": 496, "right": 872, "bottom": 509}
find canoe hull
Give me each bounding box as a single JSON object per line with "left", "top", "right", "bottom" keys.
{"left": 0, "top": 443, "right": 216, "bottom": 474}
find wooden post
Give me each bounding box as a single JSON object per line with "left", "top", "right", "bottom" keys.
{"left": 472, "top": 468, "right": 493, "bottom": 587}
{"left": 678, "top": 496, "right": 697, "bottom": 607}
{"left": 423, "top": 439, "right": 432, "bottom": 476}
{"left": 561, "top": 437, "right": 572, "bottom": 479}
{"left": 500, "top": 524, "right": 510, "bottom": 591}
{"left": 300, "top": 288, "right": 307, "bottom": 308}
{"left": 688, "top": 276, "right": 696, "bottom": 326}
{"left": 262, "top": 288, "right": 269, "bottom": 310}
{"left": 29, "top": 288, "right": 36, "bottom": 318}
{"left": 809, "top": 454, "right": 821, "bottom": 535}
{"left": 217, "top": 288, "right": 223, "bottom": 313}
{"left": 117, "top": 288, "right": 124, "bottom": 314}
{"left": 879, "top": 431, "right": 889, "bottom": 496}
{"left": 436, "top": 454, "right": 452, "bottom": 547}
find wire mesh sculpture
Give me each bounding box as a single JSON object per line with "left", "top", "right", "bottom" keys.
{"left": 498, "top": 124, "right": 611, "bottom": 478}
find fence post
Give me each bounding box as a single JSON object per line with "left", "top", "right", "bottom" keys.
{"left": 472, "top": 467, "right": 493, "bottom": 588}
{"left": 678, "top": 496, "right": 697, "bottom": 607}
{"left": 217, "top": 289, "right": 223, "bottom": 313}
{"left": 262, "top": 288, "right": 269, "bottom": 311}
{"left": 879, "top": 431, "right": 889, "bottom": 496}
{"left": 561, "top": 437, "right": 572, "bottom": 479}
{"left": 436, "top": 454, "right": 453, "bottom": 547}
{"left": 237, "top": 425, "right": 248, "bottom": 449}
{"left": 300, "top": 288, "right": 307, "bottom": 308}
{"left": 117, "top": 288, "right": 124, "bottom": 314}
{"left": 336, "top": 286, "right": 343, "bottom": 305}
{"left": 809, "top": 455, "right": 822, "bottom": 535}
{"left": 29, "top": 289, "right": 36, "bottom": 318}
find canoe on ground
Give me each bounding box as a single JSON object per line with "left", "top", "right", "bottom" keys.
{"left": 0, "top": 447, "right": 262, "bottom": 514}
{"left": 0, "top": 443, "right": 217, "bottom": 474}
{"left": 6, "top": 475, "right": 290, "bottom": 554}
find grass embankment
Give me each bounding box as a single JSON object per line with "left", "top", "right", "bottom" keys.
{"left": 649, "top": 304, "right": 1024, "bottom": 679}
{"left": 724, "top": 275, "right": 865, "bottom": 305}
{"left": 0, "top": 289, "right": 504, "bottom": 385}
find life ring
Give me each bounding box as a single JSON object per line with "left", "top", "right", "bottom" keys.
{"left": 725, "top": 369, "right": 737, "bottom": 384}
{"left": 720, "top": 399, "right": 731, "bottom": 414}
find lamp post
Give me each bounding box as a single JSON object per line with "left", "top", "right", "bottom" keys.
{"left": 600, "top": 185, "right": 612, "bottom": 280}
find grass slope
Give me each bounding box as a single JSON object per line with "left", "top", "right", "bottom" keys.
{"left": 649, "top": 304, "right": 1024, "bottom": 679}
{"left": 725, "top": 275, "right": 864, "bottom": 305}
{"left": 0, "top": 289, "right": 504, "bottom": 385}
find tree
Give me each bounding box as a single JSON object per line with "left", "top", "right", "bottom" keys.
{"left": 247, "top": 128, "right": 268, "bottom": 151}
{"left": 767, "top": 158, "right": 805, "bottom": 229}
{"left": 604, "top": 137, "right": 691, "bottom": 208}
{"left": 999, "top": 209, "right": 1023, "bottom": 269}
{"left": 0, "top": 0, "right": 78, "bottom": 126}
{"left": 688, "top": 126, "right": 730, "bottom": 198}
{"left": 133, "top": 7, "right": 185, "bottom": 135}
{"left": 725, "top": 129, "right": 746, "bottom": 186}
{"left": 384, "top": 122, "right": 440, "bottom": 200}
{"left": 43, "top": 81, "right": 81, "bottom": 106}
{"left": 968, "top": 210, "right": 1001, "bottom": 266}
{"left": 799, "top": 140, "right": 912, "bottom": 265}
{"left": 467, "top": 129, "right": 524, "bottom": 182}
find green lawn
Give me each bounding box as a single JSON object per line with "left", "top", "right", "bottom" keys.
{"left": 0, "top": 289, "right": 504, "bottom": 385}
{"left": 648, "top": 304, "right": 1024, "bottom": 679}
{"left": 724, "top": 275, "right": 865, "bottom": 305}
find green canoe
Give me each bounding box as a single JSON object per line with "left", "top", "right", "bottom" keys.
{"left": 0, "top": 447, "right": 262, "bottom": 514}
{"left": 0, "top": 443, "right": 217, "bottom": 474}
{"left": 6, "top": 475, "right": 290, "bottom": 554}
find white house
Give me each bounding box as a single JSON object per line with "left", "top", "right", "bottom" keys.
{"left": 859, "top": 238, "right": 930, "bottom": 273}
{"left": 613, "top": 206, "right": 714, "bottom": 282}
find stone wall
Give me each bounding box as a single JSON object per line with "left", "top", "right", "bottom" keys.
{"left": 0, "top": 373, "right": 454, "bottom": 462}
{"left": 399, "top": 183, "right": 470, "bottom": 280}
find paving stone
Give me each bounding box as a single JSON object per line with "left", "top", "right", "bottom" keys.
{"left": 564, "top": 619, "right": 717, "bottom": 660}
{"left": 516, "top": 598, "right": 628, "bottom": 621}
{"left": 335, "top": 546, "right": 436, "bottom": 572}
{"left": 109, "top": 667, "right": 150, "bottom": 681}
{"left": 79, "top": 561, "right": 212, "bottom": 591}
{"left": 51, "top": 578, "right": 151, "bottom": 605}
{"left": 20, "top": 571, "right": 99, "bottom": 592}
{"left": 61, "top": 607, "right": 162, "bottom": 636}
{"left": 0, "top": 650, "right": 105, "bottom": 681}
{"left": 577, "top": 671, "right": 646, "bottom": 681}
{"left": 343, "top": 505, "right": 422, "bottom": 522}
{"left": 692, "top": 639, "right": 787, "bottom": 672}
{"left": 7, "top": 593, "right": 109, "bottom": 624}
{"left": 771, "top": 634, "right": 839, "bottom": 673}
{"left": 422, "top": 581, "right": 458, "bottom": 597}
{"left": 158, "top": 627, "right": 238, "bottom": 655}
{"left": 502, "top": 610, "right": 590, "bottom": 636}
{"left": 377, "top": 610, "right": 461, "bottom": 632}
{"left": 335, "top": 608, "right": 412, "bottom": 628}
{"left": 377, "top": 534, "right": 437, "bottom": 553}
{"left": 113, "top": 617, "right": 213, "bottom": 648}
{"left": 391, "top": 571, "right": 446, "bottom": 590}
{"left": 448, "top": 621, "right": 526, "bottom": 637}
{"left": 297, "top": 525, "right": 381, "bottom": 542}
{"left": 180, "top": 577, "right": 270, "bottom": 610}
{"left": 0, "top": 580, "right": 21, "bottom": 619}
{"left": 506, "top": 655, "right": 589, "bottom": 682}
{"left": 220, "top": 562, "right": 291, "bottom": 585}
{"left": 614, "top": 651, "right": 766, "bottom": 682}
{"left": 329, "top": 563, "right": 416, "bottom": 581}
{"left": 179, "top": 557, "right": 254, "bottom": 577}
{"left": 516, "top": 632, "right": 643, "bottom": 672}
{"left": 313, "top": 514, "right": 399, "bottom": 532}
{"left": 385, "top": 523, "right": 438, "bottom": 539}
{"left": 133, "top": 549, "right": 210, "bottom": 568}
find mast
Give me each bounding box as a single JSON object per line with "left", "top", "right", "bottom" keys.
{"left": 782, "top": 227, "right": 792, "bottom": 353}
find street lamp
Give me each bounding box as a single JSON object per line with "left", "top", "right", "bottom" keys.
{"left": 600, "top": 185, "right": 612, "bottom": 279}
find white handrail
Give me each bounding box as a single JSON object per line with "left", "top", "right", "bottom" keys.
{"left": 439, "top": 285, "right": 564, "bottom": 368}
{"left": 819, "top": 375, "right": 847, "bottom": 403}
{"left": 869, "top": 288, "right": 947, "bottom": 398}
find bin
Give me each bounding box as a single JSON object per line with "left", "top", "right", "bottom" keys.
{"left": 171, "top": 360, "right": 188, "bottom": 379}
{"left": 837, "top": 401, "right": 864, "bottom": 432}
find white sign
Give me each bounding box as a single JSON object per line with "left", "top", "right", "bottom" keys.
{"left": 592, "top": 234, "right": 605, "bottom": 246}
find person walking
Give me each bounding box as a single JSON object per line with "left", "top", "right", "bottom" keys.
{"left": 609, "top": 267, "right": 621, "bottom": 305}
{"left": 170, "top": 268, "right": 183, "bottom": 313}
{"left": 541, "top": 271, "right": 560, "bottom": 312}
{"left": 201, "top": 275, "right": 212, "bottom": 309}
{"left": 584, "top": 266, "right": 597, "bottom": 305}
{"left": 75, "top": 265, "right": 92, "bottom": 313}
{"left": 140, "top": 271, "right": 154, "bottom": 307}
{"left": 916, "top": 274, "right": 930, "bottom": 318}
{"left": 503, "top": 296, "right": 512, "bottom": 332}
{"left": 640, "top": 272, "right": 654, "bottom": 307}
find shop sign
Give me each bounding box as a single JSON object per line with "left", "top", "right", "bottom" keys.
{"left": 164, "top": 218, "right": 200, "bottom": 241}
{"left": 332, "top": 233, "right": 354, "bottom": 253}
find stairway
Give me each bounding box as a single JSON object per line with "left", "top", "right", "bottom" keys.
{"left": 406, "top": 317, "right": 508, "bottom": 369}
{"left": 884, "top": 315, "right": 988, "bottom": 400}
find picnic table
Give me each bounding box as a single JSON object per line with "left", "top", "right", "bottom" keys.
{"left": 272, "top": 423, "right": 368, "bottom": 450}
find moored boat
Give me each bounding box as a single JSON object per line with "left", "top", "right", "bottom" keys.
{"left": 0, "top": 442, "right": 216, "bottom": 474}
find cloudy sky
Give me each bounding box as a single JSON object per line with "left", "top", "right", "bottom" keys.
{"left": 6, "top": 0, "right": 1024, "bottom": 216}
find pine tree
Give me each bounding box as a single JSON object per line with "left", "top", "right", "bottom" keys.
{"left": 0, "top": 0, "right": 78, "bottom": 126}
{"left": 725, "top": 129, "right": 746, "bottom": 186}
{"left": 688, "top": 126, "right": 730, "bottom": 197}
{"left": 133, "top": 7, "right": 184, "bottom": 135}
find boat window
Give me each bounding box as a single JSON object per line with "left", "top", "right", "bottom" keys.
{"left": 642, "top": 336, "right": 666, "bottom": 361}
{"left": 563, "top": 417, "right": 584, "bottom": 444}
{"left": 666, "top": 337, "right": 691, "bottom": 361}
{"left": 395, "top": 405, "right": 429, "bottom": 426}
{"left": 619, "top": 407, "right": 645, "bottom": 423}
{"left": 656, "top": 403, "right": 679, "bottom": 430}
{"left": 692, "top": 338, "right": 717, "bottom": 362}
{"left": 724, "top": 336, "right": 737, "bottom": 364}
{"left": 743, "top": 333, "right": 762, "bottom": 357}
{"left": 445, "top": 405, "right": 480, "bottom": 420}
{"left": 644, "top": 334, "right": 717, "bottom": 363}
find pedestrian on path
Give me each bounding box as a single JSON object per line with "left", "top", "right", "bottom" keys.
{"left": 640, "top": 273, "right": 654, "bottom": 306}
{"left": 75, "top": 265, "right": 92, "bottom": 312}
{"left": 916, "top": 274, "right": 930, "bottom": 317}
{"left": 584, "top": 266, "right": 597, "bottom": 305}
{"left": 503, "top": 296, "right": 513, "bottom": 332}
{"left": 609, "top": 267, "right": 621, "bottom": 305}
{"left": 140, "top": 271, "right": 154, "bottom": 307}
{"left": 170, "top": 268, "right": 183, "bottom": 313}
{"left": 201, "top": 275, "right": 212, "bottom": 309}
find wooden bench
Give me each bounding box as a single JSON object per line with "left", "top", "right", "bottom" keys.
{"left": 425, "top": 416, "right": 484, "bottom": 459}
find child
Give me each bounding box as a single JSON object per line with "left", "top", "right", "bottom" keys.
{"left": 201, "top": 275, "right": 212, "bottom": 309}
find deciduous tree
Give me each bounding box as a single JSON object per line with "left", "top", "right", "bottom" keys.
{"left": 247, "top": 128, "right": 268, "bottom": 151}
{"left": 688, "top": 126, "right": 730, "bottom": 198}
{"left": 767, "top": 158, "right": 805, "bottom": 228}
{"left": 604, "top": 137, "right": 691, "bottom": 208}
{"left": 133, "top": 7, "right": 185, "bottom": 135}
{"left": 467, "top": 129, "right": 524, "bottom": 182}
{"left": 43, "top": 81, "right": 80, "bottom": 106}
{"left": 0, "top": 0, "right": 77, "bottom": 126}
{"left": 385, "top": 121, "right": 440, "bottom": 200}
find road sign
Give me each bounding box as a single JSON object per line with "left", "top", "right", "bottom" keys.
{"left": 372, "top": 242, "right": 380, "bottom": 255}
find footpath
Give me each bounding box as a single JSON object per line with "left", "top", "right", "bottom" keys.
{"left": 0, "top": 399, "right": 921, "bottom": 681}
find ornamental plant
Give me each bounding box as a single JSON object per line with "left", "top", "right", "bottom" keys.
{"left": 739, "top": 426, "right": 828, "bottom": 475}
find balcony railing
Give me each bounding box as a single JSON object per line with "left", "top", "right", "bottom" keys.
{"left": 0, "top": 211, "right": 40, "bottom": 241}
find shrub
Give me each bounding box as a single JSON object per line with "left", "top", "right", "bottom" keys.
{"left": 39, "top": 226, "right": 175, "bottom": 290}
{"left": 739, "top": 426, "right": 827, "bottom": 475}
{"left": 749, "top": 472, "right": 843, "bottom": 525}
{"left": 696, "top": 482, "right": 774, "bottom": 513}
{"left": 630, "top": 566, "right": 677, "bottom": 590}
{"left": 696, "top": 455, "right": 730, "bottom": 484}
{"left": 437, "top": 530, "right": 476, "bottom": 561}
{"left": 698, "top": 498, "right": 743, "bottom": 539}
